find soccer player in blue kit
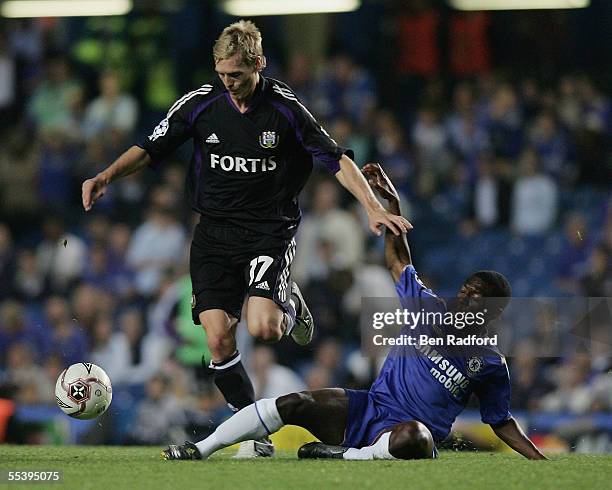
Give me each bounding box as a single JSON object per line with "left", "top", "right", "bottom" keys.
{"left": 162, "top": 164, "right": 547, "bottom": 461}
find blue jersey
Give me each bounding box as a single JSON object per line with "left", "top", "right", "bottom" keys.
{"left": 368, "top": 265, "right": 511, "bottom": 443}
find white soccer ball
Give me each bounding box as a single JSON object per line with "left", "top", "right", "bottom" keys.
{"left": 55, "top": 363, "right": 113, "bottom": 420}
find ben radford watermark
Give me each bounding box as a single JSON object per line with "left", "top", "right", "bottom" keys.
{"left": 372, "top": 331, "right": 498, "bottom": 348}
{"left": 360, "top": 297, "right": 612, "bottom": 358}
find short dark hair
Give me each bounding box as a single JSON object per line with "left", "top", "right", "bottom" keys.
{"left": 467, "top": 270, "right": 512, "bottom": 298}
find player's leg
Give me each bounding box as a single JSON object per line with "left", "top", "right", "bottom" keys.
{"left": 245, "top": 238, "right": 314, "bottom": 345}
{"left": 298, "top": 421, "right": 436, "bottom": 460}
{"left": 190, "top": 221, "right": 256, "bottom": 413}
{"left": 246, "top": 296, "right": 285, "bottom": 341}
{"left": 199, "top": 309, "right": 256, "bottom": 411}
{"left": 195, "top": 287, "right": 274, "bottom": 458}
{"left": 162, "top": 389, "right": 349, "bottom": 460}
{"left": 247, "top": 285, "right": 313, "bottom": 345}
{"left": 276, "top": 389, "right": 348, "bottom": 444}
{"left": 387, "top": 421, "right": 435, "bottom": 459}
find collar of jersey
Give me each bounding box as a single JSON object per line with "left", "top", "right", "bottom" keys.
{"left": 214, "top": 75, "right": 267, "bottom": 114}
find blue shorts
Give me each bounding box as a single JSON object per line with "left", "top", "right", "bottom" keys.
{"left": 342, "top": 389, "right": 438, "bottom": 457}
{"left": 342, "top": 389, "right": 401, "bottom": 448}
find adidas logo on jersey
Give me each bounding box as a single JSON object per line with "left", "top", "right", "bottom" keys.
{"left": 255, "top": 281, "right": 270, "bottom": 291}
{"left": 206, "top": 133, "right": 220, "bottom": 144}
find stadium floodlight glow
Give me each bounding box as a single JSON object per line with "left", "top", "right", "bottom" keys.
{"left": 449, "top": 0, "right": 589, "bottom": 10}
{"left": 222, "top": 0, "right": 361, "bottom": 16}
{"left": 1, "top": 0, "right": 133, "bottom": 18}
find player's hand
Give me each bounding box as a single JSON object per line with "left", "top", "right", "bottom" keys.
{"left": 82, "top": 175, "right": 108, "bottom": 211}
{"left": 362, "top": 163, "right": 400, "bottom": 203}
{"left": 367, "top": 208, "right": 412, "bottom": 236}
{"left": 362, "top": 163, "right": 411, "bottom": 236}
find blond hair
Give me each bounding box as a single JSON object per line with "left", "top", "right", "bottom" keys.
{"left": 213, "top": 20, "right": 266, "bottom": 70}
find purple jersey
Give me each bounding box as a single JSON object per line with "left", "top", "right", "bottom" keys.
{"left": 343, "top": 265, "right": 511, "bottom": 447}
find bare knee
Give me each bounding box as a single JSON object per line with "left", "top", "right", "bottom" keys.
{"left": 249, "top": 316, "right": 284, "bottom": 342}
{"left": 247, "top": 297, "right": 284, "bottom": 342}
{"left": 206, "top": 333, "right": 236, "bottom": 360}
{"left": 200, "top": 312, "right": 236, "bottom": 360}
{"left": 389, "top": 421, "right": 434, "bottom": 460}
{"left": 276, "top": 391, "right": 315, "bottom": 423}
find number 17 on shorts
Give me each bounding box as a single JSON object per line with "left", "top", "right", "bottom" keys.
{"left": 247, "top": 238, "right": 296, "bottom": 305}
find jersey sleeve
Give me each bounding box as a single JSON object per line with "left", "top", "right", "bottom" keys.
{"left": 475, "top": 358, "right": 512, "bottom": 426}
{"left": 396, "top": 265, "right": 437, "bottom": 299}
{"left": 137, "top": 84, "right": 214, "bottom": 163}
{"left": 396, "top": 265, "right": 443, "bottom": 313}
{"left": 137, "top": 110, "right": 191, "bottom": 164}
{"left": 270, "top": 82, "right": 352, "bottom": 173}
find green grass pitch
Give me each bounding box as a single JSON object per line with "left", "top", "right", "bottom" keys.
{"left": 1, "top": 445, "right": 611, "bottom": 490}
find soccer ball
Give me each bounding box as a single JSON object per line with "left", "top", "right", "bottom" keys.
{"left": 55, "top": 363, "right": 113, "bottom": 420}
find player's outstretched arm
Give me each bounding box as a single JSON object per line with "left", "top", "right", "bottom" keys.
{"left": 491, "top": 417, "right": 548, "bottom": 460}
{"left": 82, "top": 145, "right": 152, "bottom": 211}
{"left": 335, "top": 154, "right": 412, "bottom": 237}
{"left": 362, "top": 163, "right": 412, "bottom": 283}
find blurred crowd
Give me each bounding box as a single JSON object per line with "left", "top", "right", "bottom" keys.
{"left": 0, "top": 8, "right": 610, "bottom": 450}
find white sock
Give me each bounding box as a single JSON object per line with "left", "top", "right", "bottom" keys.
{"left": 195, "top": 398, "right": 284, "bottom": 459}
{"left": 342, "top": 432, "right": 396, "bottom": 460}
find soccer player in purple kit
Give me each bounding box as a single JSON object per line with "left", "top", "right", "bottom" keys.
{"left": 82, "top": 21, "right": 410, "bottom": 457}
{"left": 162, "top": 163, "right": 547, "bottom": 461}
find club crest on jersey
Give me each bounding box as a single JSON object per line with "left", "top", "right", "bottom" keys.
{"left": 259, "top": 131, "right": 279, "bottom": 149}
{"left": 467, "top": 356, "right": 483, "bottom": 374}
